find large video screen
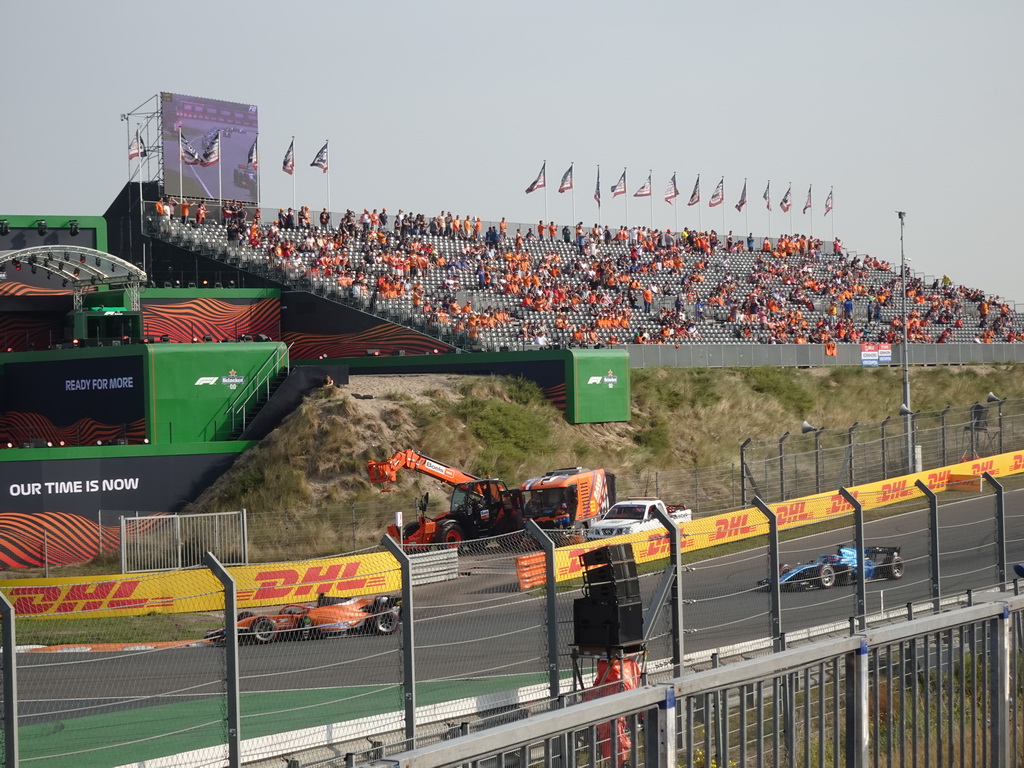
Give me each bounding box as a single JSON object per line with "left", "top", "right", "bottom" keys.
{"left": 161, "top": 92, "right": 259, "bottom": 203}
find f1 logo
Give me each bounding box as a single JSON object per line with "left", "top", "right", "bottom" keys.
{"left": 194, "top": 377, "right": 219, "bottom": 386}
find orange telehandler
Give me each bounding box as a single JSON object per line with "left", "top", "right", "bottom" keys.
{"left": 368, "top": 449, "right": 614, "bottom": 546}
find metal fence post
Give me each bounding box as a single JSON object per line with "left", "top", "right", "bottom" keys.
{"left": 982, "top": 472, "right": 1006, "bottom": 589}
{"left": 753, "top": 498, "right": 782, "bottom": 652}
{"left": 0, "top": 592, "right": 19, "bottom": 768}
{"left": 839, "top": 488, "right": 867, "bottom": 630}
{"left": 753, "top": 499, "right": 782, "bottom": 655}
{"left": 845, "top": 638, "right": 869, "bottom": 767}
{"left": 740, "top": 438, "right": 752, "bottom": 506}
{"left": 203, "top": 553, "right": 241, "bottom": 768}
{"left": 990, "top": 608, "right": 1011, "bottom": 767}
{"left": 649, "top": 504, "right": 685, "bottom": 677}
{"left": 525, "top": 521, "right": 560, "bottom": 703}
{"left": 880, "top": 416, "right": 891, "bottom": 479}
{"left": 382, "top": 534, "right": 417, "bottom": 750}
{"left": 915, "top": 479, "right": 942, "bottom": 612}
{"left": 778, "top": 432, "right": 789, "bottom": 501}
{"left": 940, "top": 406, "right": 950, "bottom": 466}
{"left": 847, "top": 423, "right": 859, "bottom": 487}
{"left": 814, "top": 428, "right": 823, "bottom": 494}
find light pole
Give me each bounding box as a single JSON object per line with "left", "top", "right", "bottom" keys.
{"left": 898, "top": 211, "right": 913, "bottom": 473}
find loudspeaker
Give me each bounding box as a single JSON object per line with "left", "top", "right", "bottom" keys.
{"left": 573, "top": 598, "right": 643, "bottom": 648}
{"left": 581, "top": 544, "right": 639, "bottom": 603}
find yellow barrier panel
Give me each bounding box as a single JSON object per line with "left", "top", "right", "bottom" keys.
{"left": 0, "top": 550, "right": 401, "bottom": 618}
{"left": 532, "top": 448, "right": 1024, "bottom": 587}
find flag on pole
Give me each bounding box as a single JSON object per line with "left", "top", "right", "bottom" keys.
{"left": 558, "top": 164, "right": 573, "bottom": 193}
{"left": 633, "top": 174, "right": 652, "bottom": 198}
{"left": 128, "top": 131, "right": 146, "bottom": 160}
{"left": 525, "top": 162, "right": 546, "bottom": 193}
{"left": 282, "top": 139, "right": 295, "bottom": 175}
{"left": 824, "top": 188, "right": 834, "bottom": 216}
{"left": 664, "top": 173, "right": 680, "bottom": 205}
{"left": 803, "top": 185, "right": 813, "bottom": 214}
{"left": 687, "top": 175, "right": 700, "bottom": 206}
{"left": 594, "top": 168, "right": 602, "bottom": 207}
{"left": 180, "top": 134, "right": 202, "bottom": 166}
{"left": 247, "top": 137, "right": 259, "bottom": 170}
{"left": 310, "top": 141, "right": 329, "bottom": 173}
{"left": 763, "top": 182, "right": 772, "bottom": 211}
{"left": 709, "top": 177, "right": 725, "bottom": 207}
{"left": 735, "top": 180, "right": 748, "bottom": 212}
{"left": 780, "top": 185, "right": 792, "bottom": 213}
{"left": 200, "top": 132, "right": 221, "bottom": 167}
{"left": 611, "top": 170, "right": 627, "bottom": 197}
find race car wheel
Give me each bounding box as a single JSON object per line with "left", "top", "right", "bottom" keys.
{"left": 885, "top": 555, "right": 905, "bottom": 580}
{"left": 372, "top": 598, "right": 401, "bottom": 635}
{"left": 236, "top": 611, "right": 255, "bottom": 622}
{"left": 297, "top": 615, "right": 317, "bottom": 641}
{"left": 250, "top": 617, "right": 277, "bottom": 644}
{"left": 817, "top": 564, "right": 836, "bottom": 589}
{"left": 440, "top": 521, "right": 466, "bottom": 549}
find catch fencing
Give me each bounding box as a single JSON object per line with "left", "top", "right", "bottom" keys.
{"left": 0, "top": 474, "right": 1021, "bottom": 766}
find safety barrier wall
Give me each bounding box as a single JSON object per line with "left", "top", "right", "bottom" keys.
{"left": 0, "top": 547, "right": 400, "bottom": 617}
{"left": 516, "top": 446, "right": 1024, "bottom": 589}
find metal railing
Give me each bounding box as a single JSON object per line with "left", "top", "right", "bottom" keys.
{"left": 119, "top": 509, "right": 248, "bottom": 572}
{"left": 225, "top": 342, "right": 290, "bottom": 435}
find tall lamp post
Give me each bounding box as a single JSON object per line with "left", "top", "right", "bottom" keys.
{"left": 897, "top": 211, "right": 913, "bottom": 473}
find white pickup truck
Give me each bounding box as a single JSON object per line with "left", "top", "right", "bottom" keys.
{"left": 584, "top": 498, "right": 692, "bottom": 541}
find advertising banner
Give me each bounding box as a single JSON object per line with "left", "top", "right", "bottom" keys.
{"left": 518, "top": 448, "right": 1024, "bottom": 589}
{"left": 0, "top": 550, "right": 400, "bottom": 618}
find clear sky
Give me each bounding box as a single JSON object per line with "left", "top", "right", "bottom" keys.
{"left": 2, "top": 1, "right": 1020, "bottom": 302}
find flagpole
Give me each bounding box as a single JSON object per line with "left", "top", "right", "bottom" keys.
{"left": 291, "top": 136, "right": 296, "bottom": 211}
{"left": 808, "top": 184, "right": 813, "bottom": 238}
{"left": 766, "top": 182, "right": 772, "bottom": 240}
{"left": 178, "top": 127, "right": 183, "bottom": 201}
{"left": 648, "top": 169, "right": 653, "bottom": 229}
{"left": 570, "top": 162, "right": 575, "bottom": 231}
{"left": 788, "top": 180, "right": 793, "bottom": 234}
{"left": 830, "top": 186, "right": 835, "bottom": 242}
{"left": 697, "top": 175, "right": 702, "bottom": 231}
{"left": 721, "top": 177, "right": 726, "bottom": 237}
{"left": 543, "top": 159, "right": 548, "bottom": 224}
{"left": 673, "top": 174, "right": 679, "bottom": 233}
{"left": 744, "top": 178, "right": 749, "bottom": 234}
{"left": 597, "top": 165, "right": 602, "bottom": 228}
{"left": 623, "top": 167, "right": 628, "bottom": 228}
{"left": 217, "top": 130, "right": 223, "bottom": 206}
{"left": 255, "top": 137, "right": 261, "bottom": 215}
{"left": 326, "top": 140, "right": 331, "bottom": 218}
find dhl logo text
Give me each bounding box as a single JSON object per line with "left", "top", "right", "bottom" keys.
{"left": 926, "top": 469, "right": 951, "bottom": 488}
{"left": 879, "top": 480, "right": 915, "bottom": 504}
{"left": 1009, "top": 454, "right": 1024, "bottom": 473}
{"left": 829, "top": 492, "right": 858, "bottom": 515}
{"left": 776, "top": 502, "right": 812, "bottom": 526}
{"left": 7, "top": 581, "right": 155, "bottom": 615}
{"left": 249, "top": 563, "right": 385, "bottom": 601}
{"left": 709, "top": 514, "right": 757, "bottom": 542}
{"left": 971, "top": 459, "right": 997, "bottom": 476}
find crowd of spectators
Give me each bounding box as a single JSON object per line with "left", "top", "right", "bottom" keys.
{"left": 166, "top": 199, "right": 1021, "bottom": 348}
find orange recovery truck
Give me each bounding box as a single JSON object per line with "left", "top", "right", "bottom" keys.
{"left": 367, "top": 449, "right": 614, "bottom": 546}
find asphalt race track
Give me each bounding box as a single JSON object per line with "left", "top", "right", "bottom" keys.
{"left": 13, "top": 487, "right": 1024, "bottom": 751}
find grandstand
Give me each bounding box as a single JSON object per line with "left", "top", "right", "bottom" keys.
{"left": 144, "top": 203, "right": 1022, "bottom": 355}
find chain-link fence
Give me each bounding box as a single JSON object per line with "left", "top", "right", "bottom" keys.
{"left": 0, "top": 475, "right": 1019, "bottom": 766}
{"left": 742, "top": 397, "right": 1024, "bottom": 507}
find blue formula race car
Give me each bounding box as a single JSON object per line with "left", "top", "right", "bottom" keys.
{"left": 758, "top": 545, "right": 904, "bottom": 591}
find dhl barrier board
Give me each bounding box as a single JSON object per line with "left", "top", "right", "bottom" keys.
{"left": 516, "top": 450, "right": 1024, "bottom": 589}
{"left": 0, "top": 550, "right": 401, "bottom": 618}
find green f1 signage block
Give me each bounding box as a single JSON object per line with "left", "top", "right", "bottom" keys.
{"left": 565, "top": 349, "right": 630, "bottom": 423}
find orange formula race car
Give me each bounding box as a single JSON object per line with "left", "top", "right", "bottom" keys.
{"left": 205, "top": 593, "right": 401, "bottom": 644}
